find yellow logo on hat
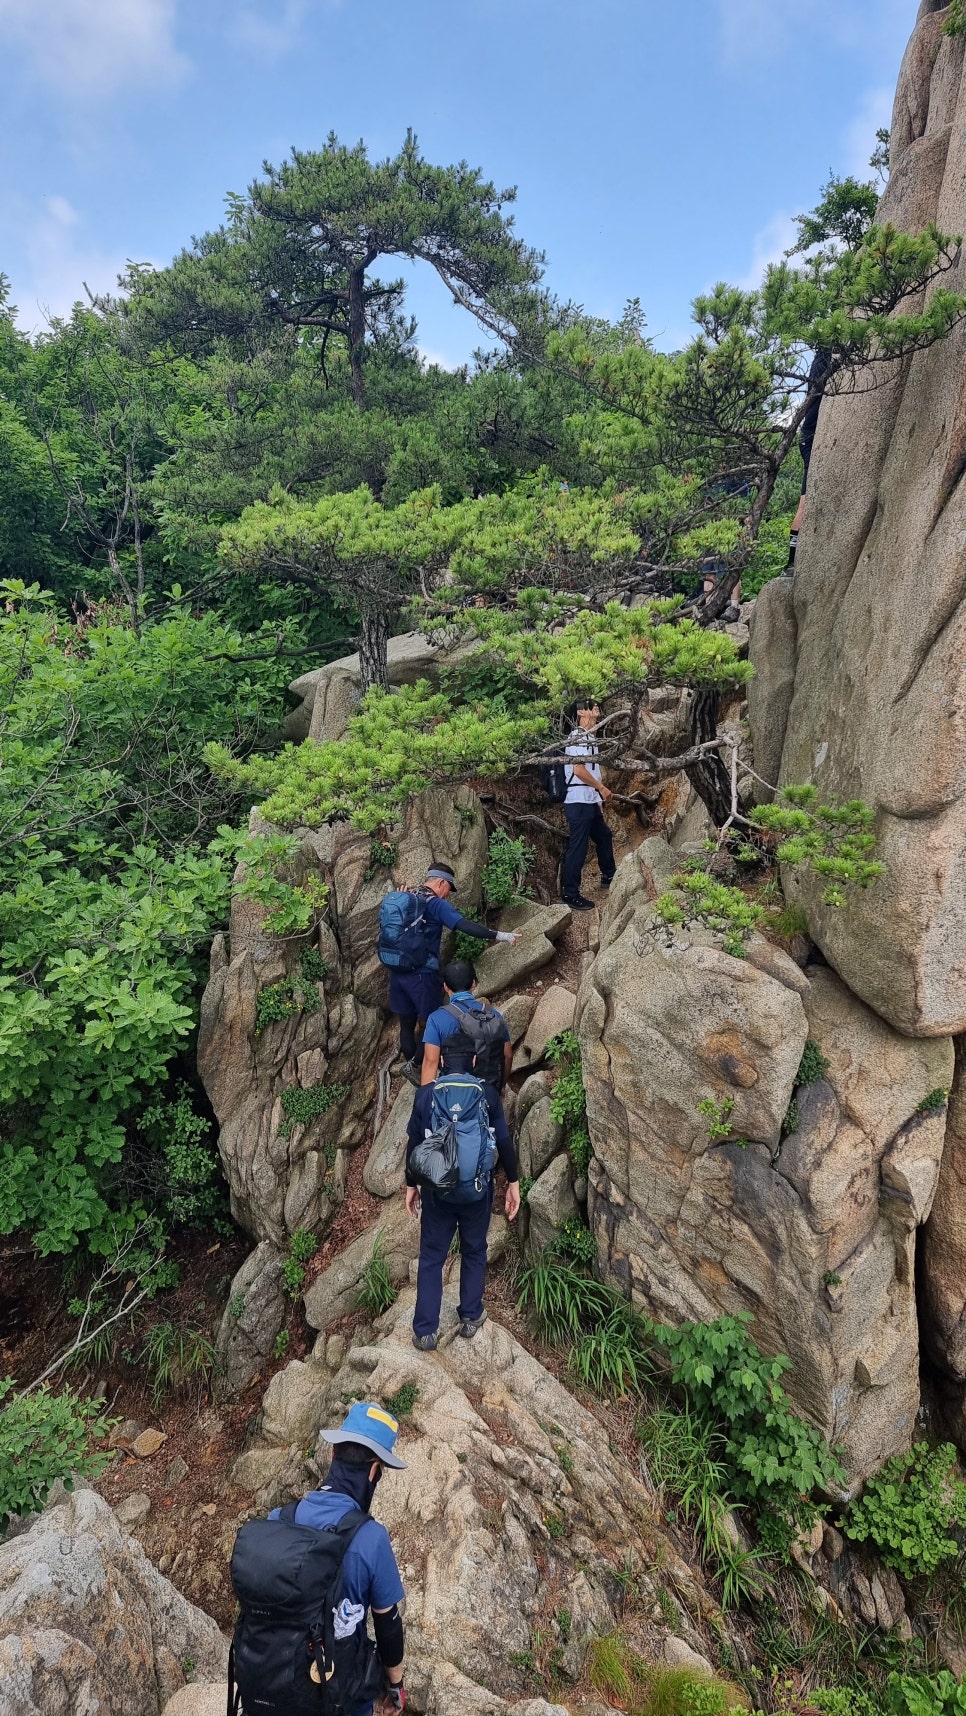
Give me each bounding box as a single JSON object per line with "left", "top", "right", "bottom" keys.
{"left": 366, "top": 1407, "right": 398, "bottom": 1432}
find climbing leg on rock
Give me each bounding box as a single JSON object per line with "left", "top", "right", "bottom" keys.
{"left": 455, "top": 1194, "right": 493, "bottom": 1331}
{"left": 413, "top": 1192, "right": 460, "bottom": 1341}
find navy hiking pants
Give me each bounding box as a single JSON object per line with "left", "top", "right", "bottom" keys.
{"left": 413, "top": 1188, "right": 492, "bottom": 1338}
{"left": 561, "top": 803, "right": 615, "bottom": 900}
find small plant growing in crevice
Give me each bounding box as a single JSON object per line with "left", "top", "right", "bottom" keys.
{"left": 273, "top": 1329, "right": 291, "bottom": 1360}
{"left": 283, "top": 1228, "right": 318, "bottom": 1297}
{"left": 357, "top": 1232, "right": 398, "bottom": 1315}
{"left": 482, "top": 826, "right": 534, "bottom": 909}
{"left": 917, "top": 1088, "right": 950, "bottom": 1116}
{"left": 546, "top": 1030, "right": 591, "bottom": 1175}
{"left": 549, "top": 1213, "right": 597, "bottom": 1267}
{"left": 698, "top": 1096, "right": 736, "bottom": 1142}
{"left": 384, "top": 1381, "right": 419, "bottom": 1418}
{"left": 796, "top": 1040, "right": 830, "bottom": 1087}
{"left": 364, "top": 837, "right": 397, "bottom": 880}
{"left": 255, "top": 946, "right": 328, "bottom": 1033}
{"left": 822, "top": 1270, "right": 842, "bottom": 1288}
{"left": 656, "top": 871, "right": 763, "bottom": 959}
{"left": 278, "top": 1080, "right": 350, "bottom": 1137}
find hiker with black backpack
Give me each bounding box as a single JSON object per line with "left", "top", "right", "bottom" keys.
{"left": 419, "top": 959, "right": 512, "bottom": 1091}
{"left": 378, "top": 862, "right": 518, "bottom": 1087}
{"left": 228, "top": 1401, "right": 407, "bottom": 1716}
{"left": 405, "top": 1043, "right": 520, "bottom": 1352}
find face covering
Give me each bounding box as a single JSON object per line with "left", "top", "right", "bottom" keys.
{"left": 326, "top": 1455, "right": 382, "bottom": 1513}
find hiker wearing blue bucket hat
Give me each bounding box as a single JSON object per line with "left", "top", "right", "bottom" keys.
{"left": 232, "top": 1402, "right": 408, "bottom": 1715}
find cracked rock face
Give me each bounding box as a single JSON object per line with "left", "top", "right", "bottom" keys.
{"left": 749, "top": 15, "right": 966, "bottom": 1035}
{"left": 0, "top": 1486, "right": 228, "bottom": 1716}
{"left": 198, "top": 787, "right": 486, "bottom": 1246}
{"left": 579, "top": 864, "right": 952, "bottom": 1483}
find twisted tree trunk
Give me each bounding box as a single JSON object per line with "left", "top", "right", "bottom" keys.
{"left": 683, "top": 687, "right": 736, "bottom": 829}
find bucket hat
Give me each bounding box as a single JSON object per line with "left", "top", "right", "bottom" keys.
{"left": 320, "top": 1401, "right": 407, "bottom": 1468}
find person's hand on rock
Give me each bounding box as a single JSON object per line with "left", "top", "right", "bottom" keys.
{"left": 505, "top": 1182, "right": 521, "bottom": 1221}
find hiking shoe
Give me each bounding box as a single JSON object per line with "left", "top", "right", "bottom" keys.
{"left": 562, "top": 895, "right": 595, "bottom": 912}
{"left": 400, "top": 1057, "right": 422, "bottom": 1088}
{"left": 457, "top": 1312, "right": 488, "bottom": 1340}
{"left": 600, "top": 876, "right": 615, "bottom": 890}
{"left": 412, "top": 1332, "right": 438, "bottom": 1351}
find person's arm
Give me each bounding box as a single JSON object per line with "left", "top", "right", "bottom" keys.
{"left": 571, "top": 761, "right": 612, "bottom": 801}
{"left": 372, "top": 1604, "right": 405, "bottom": 1703}
{"left": 427, "top": 896, "right": 517, "bottom": 945}
{"left": 420, "top": 1042, "right": 441, "bottom": 1085}
{"left": 486, "top": 1087, "right": 519, "bottom": 1185}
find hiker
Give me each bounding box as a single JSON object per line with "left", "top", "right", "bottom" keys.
{"left": 378, "top": 862, "right": 518, "bottom": 1087}
{"left": 784, "top": 346, "right": 832, "bottom": 575}
{"left": 419, "top": 958, "right": 512, "bottom": 1091}
{"left": 228, "top": 1401, "right": 407, "bottom": 1716}
{"left": 560, "top": 698, "right": 616, "bottom": 911}
{"left": 405, "top": 1043, "right": 521, "bottom": 1351}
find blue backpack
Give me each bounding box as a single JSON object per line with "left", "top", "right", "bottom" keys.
{"left": 411, "top": 1073, "right": 497, "bottom": 1205}
{"left": 378, "top": 888, "right": 436, "bottom": 972}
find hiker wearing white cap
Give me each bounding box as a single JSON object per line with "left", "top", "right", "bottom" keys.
{"left": 378, "top": 861, "right": 519, "bottom": 1086}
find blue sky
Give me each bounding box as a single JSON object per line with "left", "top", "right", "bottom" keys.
{"left": 0, "top": 0, "right": 913, "bottom": 362}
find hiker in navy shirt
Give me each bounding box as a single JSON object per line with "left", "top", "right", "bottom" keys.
{"left": 382, "top": 862, "right": 517, "bottom": 1087}
{"left": 420, "top": 959, "right": 512, "bottom": 1090}
{"left": 405, "top": 1045, "right": 520, "bottom": 1351}
{"left": 269, "top": 1401, "right": 408, "bottom": 1714}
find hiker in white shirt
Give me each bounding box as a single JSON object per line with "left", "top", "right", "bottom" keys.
{"left": 560, "top": 698, "right": 616, "bottom": 910}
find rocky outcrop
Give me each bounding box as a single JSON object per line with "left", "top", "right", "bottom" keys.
{"left": 232, "top": 1289, "right": 721, "bottom": 1707}
{"left": 748, "top": 15, "right": 966, "bottom": 1036}
{"left": 213, "top": 1240, "right": 288, "bottom": 1401}
{"left": 578, "top": 856, "right": 953, "bottom": 1482}
{"left": 198, "top": 787, "right": 486, "bottom": 1246}
{"left": 921, "top": 1042, "right": 966, "bottom": 1434}
{"left": 0, "top": 1486, "right": 227, "bottom": 1716}
{"left": 285, "top": 632, "right": 468, "bottom": 744}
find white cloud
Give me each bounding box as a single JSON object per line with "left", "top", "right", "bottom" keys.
{"left": 12, "top": 196, "right": 141, "bottom": 332}
{"left": 0, "top": 0, "right": 188, "bottom": 95}
{"left": 416, "top": 344, "right": 461, "bottom": 373}
{"left": 735, "top": 211, "right": 798, "bottom": 291}
{"left": 842, "top": 86, "right": 893, "bottom": 178}
{"left": 234, "top": 0, "right": 310, "bottom": 61}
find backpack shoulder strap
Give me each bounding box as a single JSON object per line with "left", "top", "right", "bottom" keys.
{"left": 442, "top": 1001, "right": 468, "bottom": 1022}
{"left": 278, "top": 1501, "right": 300, "bottom": 1523}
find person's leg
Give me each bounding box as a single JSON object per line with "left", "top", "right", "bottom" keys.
{"left": 561, "top": 804, "right": 593, "bottom": 900}
{"left": 588, "top": 806, "right": 616, "bottom": 885}
{"left": 397, "top": 1013, "right": 419, "bottom": 1063}
{"left": 413, "top": 1195, "right": 459, "bottom": 1339}
{"left": 455, "top": 1194, "right": 494, "bottom": 1327}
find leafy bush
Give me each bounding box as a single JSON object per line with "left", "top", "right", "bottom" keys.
{"left": 653, "top": 1313, "right": 844, "bottom": 1529}
{"left": 656, "top": 872, "right": 763, "bottom": 959}
{"left": 136, "top": 1084, "right": 229, "bottom": 1230}
{"left": 283, "top": 1227, "right": 319, "bottom": 1297}
{"left": 550, "top": 1213, "right": 597, "bottom": 1267}
{"left": 278, "top": 1081, "right": 350, "bottom": 1138}
{"left": 384, "top": 1382, "right": 419, "bottom": 1418}
{"left": 481, "top": 828, "right": 534, "bottom": 910}
{"left": 637, "top": 1407, "right": 768, "bottom": 1611}
{"left": 843, "top": 1442, "right": 966, "bottom": 1581}
{"left": 917, "top": 1089, "right": 950, "bottom": 1116}
{"left": 357, "top": 1232, "right": 398, "bottom": 1316}
{"left": 255, "top": 949, "right": 327, "bottom": 1034}
{"left": 0, "top": 1380, "right": 113, "bottom": 1530}
{"left": 546, "top": 1030, "right": 591, "bottom": 1176}
{"left": 816, "top": 1671, "right": 966, "bottom": 1716}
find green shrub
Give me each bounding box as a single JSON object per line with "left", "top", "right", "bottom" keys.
{"left": 278, "top": 1081, "right": 350, "bottom": 1137}
{"left": 255, "top": 980, "right": 300, "bottom": 1032}
{"left": 283, "top": 1227, "right": 319, "bottom": 1297}
{"left": 0, "top": 1381, "right": 113, "bottom": 1530}
{"left": 816, "top": 1671, "right": 966, "bottom": 1716}
{"left": 384, "top": 1381, "right": 418, "bottom": 1418}
{"left": 546, "top": 1030, "right": 592, "bottom": 1175}
{"left": 796, "top": 1040, "right": 830, "bottom": 1086}
{"left": 843, "top": 1442, "right": 966, "bottom": 1581}
{"left": 917, "top": 1089, "right": 950, "bottom": 1116}
{"left": 481, "top": 827, "right": 534, "bottom": 909}
{"left": 549, "top": 1213, "right": 597, "bottom": 1267}
{"left": 357, "top": 1232, "right": 398, "bottom": 1316}
{"left": 944, "top": 0, "right": 965, "bottom": 39}
{"left": 656, "top": 872, "right": 763, "bottom": 959}
{"left": 137, "top": 1084, "right": 229, "bottom": 1230}
{"left": 653, "top": 1312, "right": 844, "bottom": 1529}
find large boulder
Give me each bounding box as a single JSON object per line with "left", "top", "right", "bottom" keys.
{"left": 921, "top": 1040, "right": 966, "bottom": 1434}
{"left": 0, "top": 1486, "right": 227, "bottom": 1716}
{"left": 579, "top": 858, "right": 953, "bottom": 1482}
{"left": 198, "top": 787, "right": 485, "bottom": 1246}
{"left": 749, "top": 15, "right": 966, "bottom": 1035}
{"left": 286, "top": 633, "right": 467, "bottom": 745}
{"left": 474, "top": 902, "right": 571, "bottom": 995}
{"left": 213, "top": 1240, "right": 288, "bottom": 1402}
{"left": 364, "top": 1084, "right": 416, "bottom": 1198}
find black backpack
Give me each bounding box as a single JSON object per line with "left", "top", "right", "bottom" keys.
{"left": 228, "top": 1503, "right": 383, "bottom": 1716}
{"left": 539, "top": 760, "right": 568, "bottom": 804}
{"left": 442, "top": 999, "right": 506, "bottom": 1086}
